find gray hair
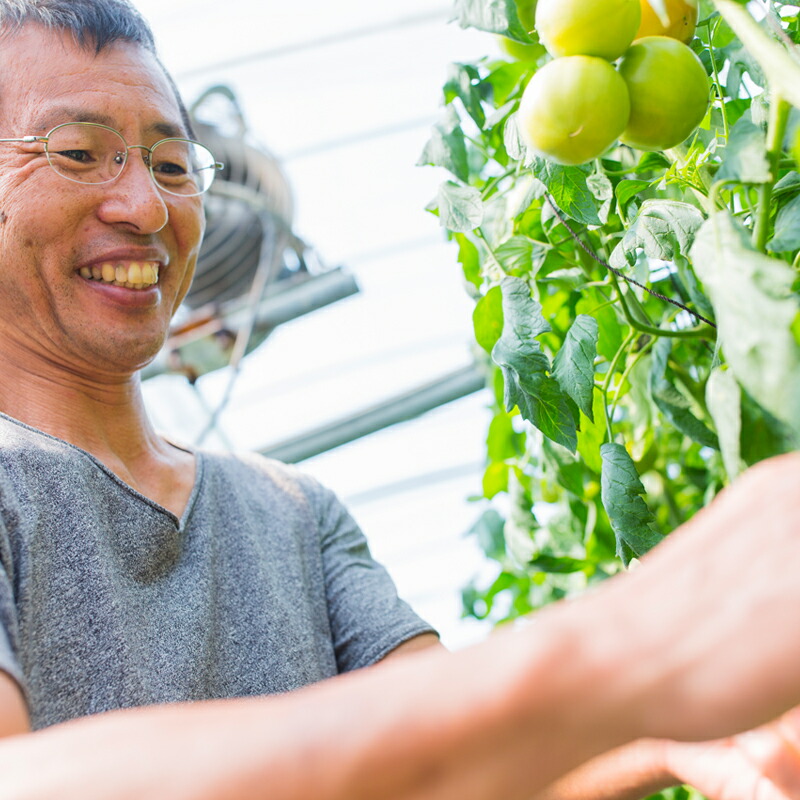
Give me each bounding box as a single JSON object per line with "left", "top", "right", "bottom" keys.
{"left": 0, "top": 0, "right": 196, "bottom": 136}
{"left": 0, "top": 0, "right": 156, "bottom": 53}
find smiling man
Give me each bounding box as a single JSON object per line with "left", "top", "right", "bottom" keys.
{"left": 0, "top": 0, "right": 437, "bottom": 737}
{"left": 1, "top": 3, "right": 800, "bottom": 800}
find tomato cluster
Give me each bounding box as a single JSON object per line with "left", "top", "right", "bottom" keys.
{"left": 510, "top": 0, "right": 708, "bottom": 165}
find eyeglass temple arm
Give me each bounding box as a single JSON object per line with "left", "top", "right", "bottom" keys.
{"left": 0, "top": 136, "right": 45, "bottom": 143}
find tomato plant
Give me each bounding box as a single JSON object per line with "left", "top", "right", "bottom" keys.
{"left": 518, "top": 56, "right": 630, "bottom": 165}
{"left": 535, "top": 0, "right": 642, "bottom": 60}
{"left": 636, "top": 0, "right": 699, "bottom": 42}
{"left": 619, "top": 36, "right": 709, "bottom": 150}
{"left": 433, "top": 7, "right": 800, "bottom": 797}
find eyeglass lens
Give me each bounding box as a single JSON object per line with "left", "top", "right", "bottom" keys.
{"left": 44, "top": 122, "right": 217, "bottom": 196}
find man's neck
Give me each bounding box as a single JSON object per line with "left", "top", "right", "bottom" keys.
{"left": 0, "top": 349, "right": 196, "bottom": 519}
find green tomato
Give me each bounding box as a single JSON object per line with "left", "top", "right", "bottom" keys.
{"left": 618, "top": 36, "right": 709, "bottom": 150}
{"left": 535, "top": 0, "right": 641, "bottom": 60}
{"left": 517, "top": 55, "right": 630, "bottom": 166}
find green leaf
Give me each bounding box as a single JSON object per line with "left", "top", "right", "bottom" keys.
{"left": 690, "top": 211, "right": 800, "bottom": 435}
{"left": 491, "top": 276, "right": 578, "bottom": 451}
{"left": 706, "top": 367, "right": 743, "bottom": 481}
{"left": 587, "top": 170, "right": 613, "bottom": 225}
{"left": 767, "top": 194, "right": 800, "bottom": 253}
{"left": 610, "top": 200, "right": 705, "bottom": 271}
{"left": 438, "top": 181, "right": 484, "bottom": 233}
{"left": 600, "top": 443, "right": 663, "bottom": 567}
{"left": 494, "top": 235, "right": 537, "bottom": 274}
{"left": 417, "top": 106, "right": 469, "bottom": 182}
{"left": 552, "top": 315, "right": 599, "bottom": 421}
{"left": 542, "top": 439, "right": 585, "bottom": 497}
{"left": 473, "top": 285, "right": 504, "bottom": 353}
{"left": 529, "top": 554, "right": 593, "bottom": 574}
{"left": 456, "top": 233, "right": 481, "bottom": 290}
{"left": 649, "top": 338, "right": 719, "bottom": 449}
{"left": 615, "top": 179, "right": 651, "bottom": 217}
{"left": 531, "top": 158, "right": 602, "bottom": 226}
{"left": 715, "top": 117, "right": 770, "bottom": 184}
{"left": 443, "top": 63, "right": 486, "bottom": 129}
{"left": 711, "top": 0, "right": 800, "bottom": 111}
{"left": 487, "top": 408, "right": 524, "bottom": 462}
{"left": 483, "top": 462, "right": 510, "bottom": 499}
{"left": 452, "top": 0, "right": 532, "bottom": 42}
{"left": 468, "top": 508, "right": 507, "bottom": 561}
{"left": 576, "top": 390, "right": 607, "bottom": 475}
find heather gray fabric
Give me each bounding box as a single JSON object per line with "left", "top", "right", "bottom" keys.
{"left": 0, "top": 412, "right": 434, "bottom": 730}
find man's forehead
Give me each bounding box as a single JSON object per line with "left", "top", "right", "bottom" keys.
{"left": 0, "top": 26, "right": 189, "bottom": 137}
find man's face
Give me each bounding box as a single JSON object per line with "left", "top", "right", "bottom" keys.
{"left": 0, "top": 25, "right": 205, "bottom": 376}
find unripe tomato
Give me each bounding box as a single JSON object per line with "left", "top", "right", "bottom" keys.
{"left": 618, "top": 36, "right": 709, "bottom": 150}
{"left": 517, "top": 56, "right": 630, "bottom": 165}
{"left": 635, "top": 0, "right": 698, "bottom": 43}
{"left": 535, "top": 0, "right": 642, "bottom": 61}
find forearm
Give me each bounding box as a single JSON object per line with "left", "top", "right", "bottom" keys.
{"left": 0, "top": 614, "right": 638, "bottom": 800}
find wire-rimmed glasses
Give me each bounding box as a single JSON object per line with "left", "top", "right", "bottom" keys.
{"left": 0, "top": 121, "right": 224, "bottom": 197}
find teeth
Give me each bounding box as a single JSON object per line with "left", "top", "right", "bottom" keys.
{"left": 81, "top": 262, "right": 160, "bottom": 289}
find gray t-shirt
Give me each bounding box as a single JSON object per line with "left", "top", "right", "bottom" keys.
{"left": 0, "top": 413, "right": 434, "bottom": 730}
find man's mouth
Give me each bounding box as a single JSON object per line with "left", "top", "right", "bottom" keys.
{"left": 79, "top": 262, "right": 160, "bottom": 290}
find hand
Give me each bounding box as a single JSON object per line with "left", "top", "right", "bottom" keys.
{"left": 664, "top": 707, "right": 800, "bottom": 800}
{"left": 574, "top": 451, "right": 800, "bottom": 743}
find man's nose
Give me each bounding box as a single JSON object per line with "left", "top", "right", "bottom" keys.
{"left": 98, "top": 146, "right": 169, "bottom": 233}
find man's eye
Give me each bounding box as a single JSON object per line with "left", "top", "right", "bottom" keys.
{"left": 54, "top": 149, "right": 93, "bottom": 163}
{"left": 153, "top": 161, "right": 188, "bottom": 176}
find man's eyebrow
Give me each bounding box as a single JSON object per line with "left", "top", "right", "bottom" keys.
{"left": 32, "top": 109, "right": 187, "bottom": 138}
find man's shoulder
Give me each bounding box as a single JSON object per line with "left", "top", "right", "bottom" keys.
{"left": 198, "top": 449, "right": 332, "bottom": 514}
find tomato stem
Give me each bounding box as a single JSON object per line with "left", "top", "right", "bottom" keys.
{"left": 753, "top": 92, "right": 790, "bottom": 253}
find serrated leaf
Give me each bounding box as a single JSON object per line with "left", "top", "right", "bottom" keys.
{"left": 600, "top": 443, "right": 663, "bottom": 567}
{"left": 438, "top": 181, "right": 484, "bottom": 233}
{"left": 767, "top": 194, "right": 800, "bottom": 253}
{"left": 615, "top": 179, "right": 651, "bottom": 216}
{"left": 690, "top": 211, "right": 800, "bottom": 435}
{"left": 491, "top": 276, "right": 578, "bottom": 451}
{"left": 609, "top": 199, "right": 705, "bottom": 271}
{"left": 542, "top": 438, "right": 585, "bottom": 497}
{"left": 504, "top": 112, "right": 534, "bottom": 165}
{"left": 716, "top": 117, "right": 770, "bottom": 184}
{"left": 706, "top": 367, "right": 743, "bottom": 481}
{"left": 452, "top": 0, "right": 532, "bottom": 42}
{"left": 417, "top": 106, "right": 469, "bottom": 182}
{"left": 531, "top": 158, "right": 601, "bottom": 226}
{"left": 443, "top": 62, "right": 486, "bottom": 129}
{"left": 552, "top": 315, "right": 599, "bottom": 421}
{"left": 494, "top": 235, "right": 536, "bottom": 274}
{"left": 649, "top": 339, "right": 719, "bottom": 449}
{"left": 587, "top": 170, "right": 613, "bottom": 225}
{"left": 473, "top": 285, "right": 504, "bottom": 353}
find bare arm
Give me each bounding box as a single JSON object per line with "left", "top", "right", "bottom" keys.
{"left": 0, "top": 672, "right": 29, "bottom": 738}
{"left": 1, "top": 452, "right": 800, "bottom": 800}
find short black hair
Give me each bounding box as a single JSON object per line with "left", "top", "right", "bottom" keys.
{"left": 0, "top": 0, "right": 155, "bottom": 54}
